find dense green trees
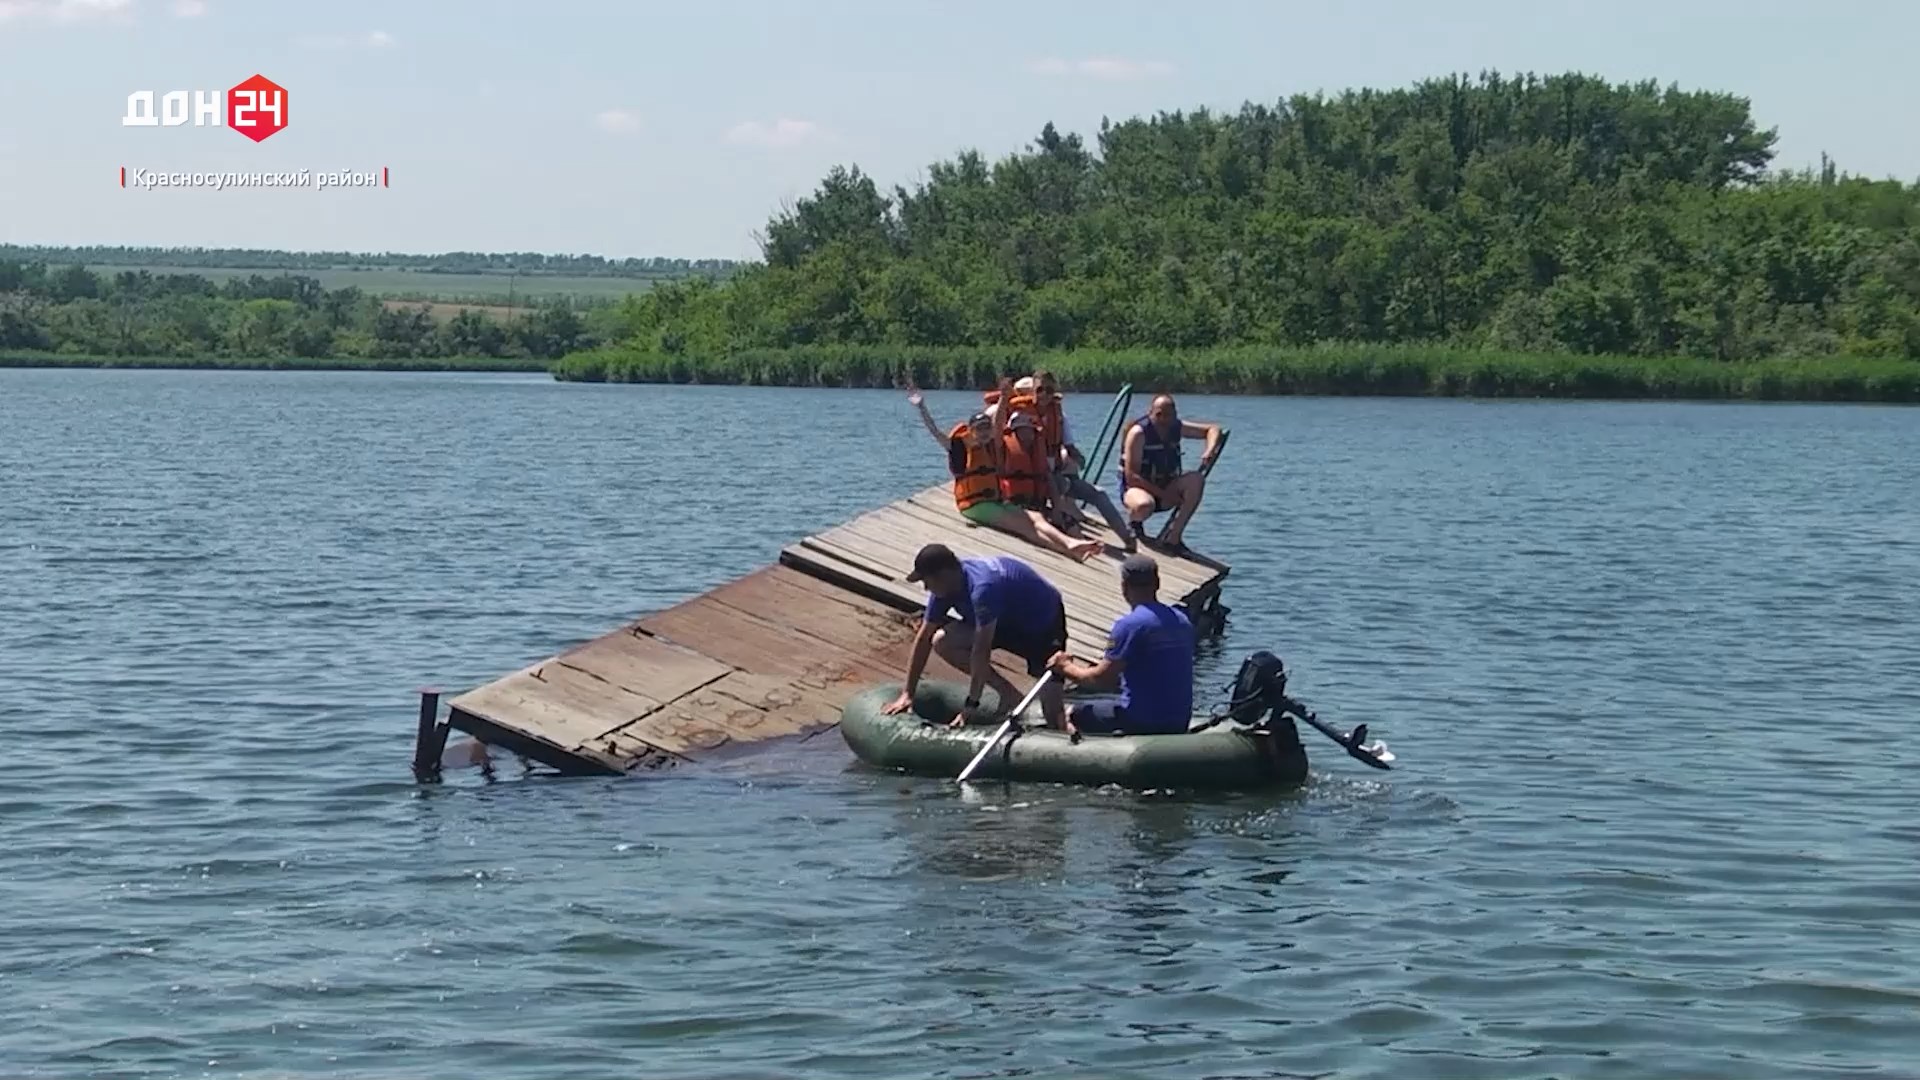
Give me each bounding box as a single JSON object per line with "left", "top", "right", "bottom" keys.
{"left": 593, "top": 72, "right": 1920, "bottom": 363}
{"left": 0, "top": 264, "right": 600, "bottom": 363}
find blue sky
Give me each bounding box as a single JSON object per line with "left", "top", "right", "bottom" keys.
{"left": 0, "top": 0, "right": 1914, "bottom": 261}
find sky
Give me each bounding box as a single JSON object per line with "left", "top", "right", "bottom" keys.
{"left": 0, "top": 0, "right": 1915, "bottom": 262}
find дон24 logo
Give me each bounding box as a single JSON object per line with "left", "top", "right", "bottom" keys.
{"left": 122, "top": 74, "right": 288, "bottom": 143}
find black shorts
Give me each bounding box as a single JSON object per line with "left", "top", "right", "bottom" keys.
{"left": 992, "top": 598, "right": 1069, "bottom": 676}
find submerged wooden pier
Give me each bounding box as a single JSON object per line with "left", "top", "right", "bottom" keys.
{"left": 413, "top": 481, "right": 1233, "bottom": 779}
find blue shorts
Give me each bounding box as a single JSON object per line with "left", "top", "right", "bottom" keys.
{"left": 1069, "top": 698, "right": 1188, "bottom": 735}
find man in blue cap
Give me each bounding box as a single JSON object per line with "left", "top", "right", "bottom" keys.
{"left": 1047, "top": 553, "right": 1195, "bottom": 737}
{"left": 882, "top": 542, "right": 1071, "bottom": 729}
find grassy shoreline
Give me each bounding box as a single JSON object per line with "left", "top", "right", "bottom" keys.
{"left": 0, "top": 352, "right": 549, "bottom": 373}
{"left": 9, "top": 345, "right": 1917, "bottom": 403}
{"left": 551, "top": 345, "right": 1920, "bottom": 403}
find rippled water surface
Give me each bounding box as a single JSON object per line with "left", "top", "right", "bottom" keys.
{"left": 4, "top": 369, "right": 1919, "bottom": 1079}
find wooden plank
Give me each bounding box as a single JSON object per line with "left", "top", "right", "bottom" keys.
{"left": 601, "top": 667, "right": 860, "bottom": 758}
{"left": 795, "top": 538, "right": 923, "bottom": 607}
{"left": 865, "top": 501, "right": 1116, "bottom": 573}
{"left": 778, "top": 544, "right": 917, "bottom": 614}
{"left": 896, "top": 486, "right": 1213, "bottom": 593}
{"left": 448, "top": 676, "right": 636, "bottom": 754}
{"left": 795, "top": 531, "right": 910, "bottom": 586}
{"left": 525, "top": 658, "right": 667, "bottom": 728}
{"left": 813, "top": 519, "right": 926, "bottom": 570}
{"left": 754, "top": 562, "right": 915, "bottom": 621}
{"left": 733, "top": 553, "right": 1044, "bottom": 680}
{"left": 859, "top": 499, "right": 1214, "bottom": 660}
{"left": 771, "top": 551, "right": 1041, "bottom": 685}
{"left": 856, "top": 505, "right": 1127, "bottom": 619}
{"left": 823, "top": 507, "right": 1120, "bottom": 661}
{"left": 853, "top": 507, "right": 1129, "bottom": 625}
{"left": 844, "top": 504, "right": 1113, "bottom": 599}
{"left": 705, "top": 567, "right": 918, "bottom": 660}
{"left": 446, "top": 704, "right": 625, "bottom": 777}
{"left": 707, "top": 670, "right": 847, "bottom": 731}
{"left": 639, "top": 597, "right": 896, "bottom": 689}
{"left": 901, "top": 484, "right": 1225, "bottom": 591}
{"left": 589, "top": 728, "right": 697, "bottom": 771}
{"left": 553, "top": 628, "right": 731, "bottom": 704}
{"left": 620, "top": 702, "right": 765, "bottom": 756}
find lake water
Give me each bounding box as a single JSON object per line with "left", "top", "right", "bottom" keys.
{"left": 3, "top": 369, "right": 1918, "bottom": 1079}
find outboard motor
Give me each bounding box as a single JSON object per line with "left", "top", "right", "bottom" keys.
{"left": 1212, "top": 650, "right": 1307, "bottom": 779}
{"left": 1207, "top": 649, "right": 1396, "bottom": 773}
{"left": 1198, "top": 645, "right": 1305, "bottom": 749}
{"left": 1228, "top": 650, "right": 1288, "bottom": 720}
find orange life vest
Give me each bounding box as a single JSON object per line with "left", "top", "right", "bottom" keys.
{"left": 947, "top": 420, "right": 999, "bottom": 510}
{"left": 998, "top": 429, "right": 1048, "bottom": 508}
{"left": 983, "top": 387, "right": 1064, "bottom": 457}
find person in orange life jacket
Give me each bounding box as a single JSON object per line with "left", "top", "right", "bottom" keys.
{"left": 1031, "top": 369, "right": 1135, "bottom": 550}
{"left": 983, "top": 376, "right": 1073, "bottom": 522}
{"left": 1119, "top": 394, "right": 1221, "bottom": 555}
{"left": 1047, "top": 553, "right": 1195, "bottom": 737}
{"left": 933, "top": 378, "right": 1102, "bottom": 562}
{"left": 999, "top": 410, "right": 1103, "bottom": 562}
{"left": 883, "top": 543, "right": 1070, "bottom": 731}
{"left": 986, "top": 374, "right": 1134, "bottom": 551}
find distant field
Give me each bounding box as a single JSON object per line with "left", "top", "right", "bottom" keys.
{"left": 380, "top": 299, "right": 528, "bottom": 323}
{"left": 98, "top": 264, "right": 667, "bottom": 301}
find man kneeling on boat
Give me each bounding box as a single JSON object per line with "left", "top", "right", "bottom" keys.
{"left": 882, "top": 543, "right": 1070, "bottom": 730}
{"left": 1046, "top": 554, "right": 1195, "bottom": 738}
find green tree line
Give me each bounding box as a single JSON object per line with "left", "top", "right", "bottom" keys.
{"left": 0, "top": 263, "right": 617, "bottom": 361}
{"left": 0, "top": 245, "right": 742, "bottom": 279}
{"left": 589, "top": 71, "right": 1920, "bottom": 363}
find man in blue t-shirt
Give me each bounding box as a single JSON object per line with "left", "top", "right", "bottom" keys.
{"left": 883, "top": 543, "right": 1070, "bottom": 730}
{"left": 1047, "top": 554, "right": 1194, "bottom": 736}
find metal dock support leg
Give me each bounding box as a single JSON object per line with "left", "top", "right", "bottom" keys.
{"left": 412, "top": 687, "right": 448, "bottom": 782}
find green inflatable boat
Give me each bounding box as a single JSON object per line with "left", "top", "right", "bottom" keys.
{"left": 838, "top": 651, "right": 1395, "bottom": 792}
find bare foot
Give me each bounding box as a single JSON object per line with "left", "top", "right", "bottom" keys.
{"left": 1071, "top": 540, "right": 1103, "bottom": 561}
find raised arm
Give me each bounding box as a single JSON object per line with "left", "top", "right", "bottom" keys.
{"left": 987, "top": 378, "right": 1014, "bottom": 471}
{"left": 991, "top": 377, "right": 1013, "bottom": 439}
{"left": 906, "top": 385, "right": 945, "bottom": 447}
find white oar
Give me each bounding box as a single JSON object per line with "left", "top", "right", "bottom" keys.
{"left": 957, "top": 670, "right": 1055, "bottom": 784}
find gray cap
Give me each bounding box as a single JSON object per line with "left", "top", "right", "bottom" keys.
{"left": 1120, "top": 553, "right": 1159, "bottom": 585}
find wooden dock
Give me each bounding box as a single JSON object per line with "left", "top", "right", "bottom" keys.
{"left": 415, "top": 481, "right": 1232, "bottom": 779}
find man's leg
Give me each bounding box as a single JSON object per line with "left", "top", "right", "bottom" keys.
{"left": 1050, "top": 471, "right": 1092, "bottom": 526}
{"left": 995, "top": 619, "right": 1070, "bottom": 728}
{"left": 1036, "top": 603, "right": 1070, "bottom": 729}
{"left": 1123, "top": 486, "right": 1158, "bottom": 525}
{"left": 931, "top": 622, "right": 1020, "bottom": 705}
{"left": 1069, "top": 472, "right": 1133, "bottom": 548}
{"left": 1122, "top": 486, "right": 1159, "bottom": 547}
{"left": 1040, "top": 678, "right": 1066, "bottom": 729}
{"left": 1162, "top": 472, "right": 1207, "bottom": 545}
{"left": 1067, "top": 699, "right": 1128, "bottom": 733}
